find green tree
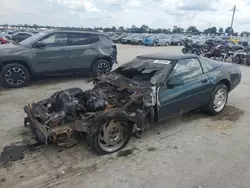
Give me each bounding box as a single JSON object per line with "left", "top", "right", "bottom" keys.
{"left": 186, "top": 26, "right": 199, "bottom": 33}
{"left": 172, "top": 26, "right": 184, "bottom": 33}
{"left": 225, "top": 27, "right": 234, "bottom": 35}
{"left": 111, "top": 26, "right": 116, "bottom": 32}
{"left": 210, "top": 27, "right": 217, "bottom": 34}
{"left": 139, "top": 25, "right": 149, "bottom": 33}
{"left": 218, "top": 27, "right": 223, "bottom": 34}
{"left": 118, "top": 26, "right": 124, "bottom": 32}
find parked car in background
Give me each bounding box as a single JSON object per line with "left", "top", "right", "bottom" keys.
{"left": 171, "top": 37, "right": 183, "bottom": 46}
{"left": 0, "top": 32, "right": 11, "bottom": 40}
{"left": 156, "top": 35, "right": 172, "bottom": 46}
{"left": 0, "top": 30, "right": 117, "bottom": 88}
{"left": 121, "top": 34, "right": 136, "bottom": 44}
{"left": 143, "top": 35, "right": 158, "bottom": 46}
{"left": 12, "top": 32, "right": 33, "bottom": 43}
{"left": 131, "top": 35, "right": 145, "bottom": 45}
{"left": 0, "top": 37, "right": 8, "bottom": 44}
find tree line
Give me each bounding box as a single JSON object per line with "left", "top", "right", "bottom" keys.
{"left": 1, "top": 24, "right": 248, "bottom": 36}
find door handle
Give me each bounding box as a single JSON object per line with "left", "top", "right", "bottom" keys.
{"left": 201, "top": 79, "right": 208, "bottom": 83}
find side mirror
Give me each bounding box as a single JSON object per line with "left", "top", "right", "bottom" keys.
{"left": 167, "top": 78, "right": 184, "bottom": 87}
{"left": 33, "top": 42, "right": 45, "bottom": 48}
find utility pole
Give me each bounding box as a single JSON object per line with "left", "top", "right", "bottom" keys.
{"left": 230, "top": 5, "right": 236, "bottom": 36}
{"left": 209, "top": 23, "right": 211, "bottom": 35}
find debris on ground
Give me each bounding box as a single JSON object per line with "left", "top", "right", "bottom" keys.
{"left": 0, "top": 143, "right": 42, "bottom": 164}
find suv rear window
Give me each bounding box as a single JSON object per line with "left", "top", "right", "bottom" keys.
{"left": 69, "top": 33, "right": 99, "bottom": 46}
{"left": 99, "top": 35, "right": 113, "bottom": 45}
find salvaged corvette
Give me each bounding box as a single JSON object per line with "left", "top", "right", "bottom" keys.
{"left": 24, "top": 53, "right": 241, "bottom": 154}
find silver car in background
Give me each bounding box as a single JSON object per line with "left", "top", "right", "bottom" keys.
{"left": 156, "top": 35, "right": 172, "bottom": 46}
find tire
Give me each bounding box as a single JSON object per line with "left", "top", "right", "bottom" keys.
{"left": 247, "top": 59, "right": 250, "bottom": 66}
{"left": 92, "top": 59, "right": 111, "bottom": 77}
{"left": 204, "top": 84, "right": 228, "bottom": 115}
{"left": 0, "top": 63, "right": 30, "bottom": 88}
{"left": 192, "top": 48, "right": 201, "bottom": 55}
{"left": 232, "top": 55, "right": 241, "bottom": 64}
{"left": 87, "top": 119, "right": 132, "bottom": 155}
{"left": 182, "top": 48, "right": 187, "bottom": 54}
{"left": 138, "top": 41, "right": 142, "bottom": 45}
{"left": 204, "top": 54, "right": 210, "bottom": 58}
{"left": 165, "top": 42, "right": 169, "bottom": 46}
{"left": 15, "top": 39, "right": 19, "bottom": 44}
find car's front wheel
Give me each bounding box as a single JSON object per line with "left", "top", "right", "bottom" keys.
{"left": 0, "top": 63, "right": 30, "bottom": 88}
{"left": 92, "top": 59, "right": 111, "bottom": 77}
{"left": 232, "top": 55, "right": 241, "bottom": 64}
{"left": 204, "top": 84, "right": 228, "bottom": 115}
{"left": 88, "top": 119, "right": 132, "bottom": 155}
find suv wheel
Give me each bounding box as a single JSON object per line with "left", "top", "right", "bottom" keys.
{"left": 93, "top": 59, "right": 111, "bottom": 76}
{"left": 1, "top": 63, "right": 30, "bottom": 88}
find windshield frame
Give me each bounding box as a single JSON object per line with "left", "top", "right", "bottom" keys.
{"left": 19, "top": 30, "right": 53, "bottom": 47}
{"left": 114, "top": 57, "right": 175, "bottom": 86}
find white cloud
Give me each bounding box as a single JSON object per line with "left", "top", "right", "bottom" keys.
{"left": 1, "top": 0, "right": 250, "bottom": 32}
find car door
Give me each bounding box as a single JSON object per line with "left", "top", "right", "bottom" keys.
{"left": 32, "top": 32, "right": 71, "bottom": 73}
{"left": 157, "top": 58, "right": 214, "bottom": 121}
{"left": 67, "top": 33, "right": 100, "bottom": 71}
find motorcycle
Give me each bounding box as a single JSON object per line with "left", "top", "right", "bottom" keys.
{"left": 232, "top": 47, "right": 250, "bottom": 64}
{"left": 182, "top": 40, "right": 201, "bottom": 55}
{"left": 204, "top": 45, "right": 232, "bottom": 62}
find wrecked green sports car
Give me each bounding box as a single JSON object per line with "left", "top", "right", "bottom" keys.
{"left": 24, "top": 53, "right": 241, "bottom": 155}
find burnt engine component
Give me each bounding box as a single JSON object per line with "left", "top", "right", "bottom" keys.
{"left": 86, "top": 96, "right": 107, "bottom": 112}
{"left": 31, "top": 88, "right": 86, "bottom": 126}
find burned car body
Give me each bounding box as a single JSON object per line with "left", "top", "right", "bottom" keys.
{"left": 24, "top": 53, "right": 241, "bottom": 154}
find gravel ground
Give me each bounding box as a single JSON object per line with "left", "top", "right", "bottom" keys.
{"left": 0, "top": 44, "right": 250, "bottom": 188}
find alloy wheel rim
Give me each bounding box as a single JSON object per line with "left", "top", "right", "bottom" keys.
{"left": 98, "top": 120, "right": 129, "bottom": 152}
{"left": 213, "top": 88, "right": 227, "bottom": 112}
{"left": 96, "top": 62, "right": 110, "bottom": 76}
{"left": 5, "top": 68, "right": 26, "bottom": 86}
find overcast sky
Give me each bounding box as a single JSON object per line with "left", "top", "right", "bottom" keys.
{"left": 1, "top": 0, "right": 250, "bottom": 32}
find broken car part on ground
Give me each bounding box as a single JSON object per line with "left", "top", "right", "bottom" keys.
{"left": 24, "top": 53, "right": 241, "bottom": 155}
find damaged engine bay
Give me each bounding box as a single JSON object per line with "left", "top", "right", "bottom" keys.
{"left": 24, "top": 58, "right": 172, "bottom": 154}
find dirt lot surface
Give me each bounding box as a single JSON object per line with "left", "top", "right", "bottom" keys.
{"left": 1, "top": 44, "right": 250, "bottom": 188}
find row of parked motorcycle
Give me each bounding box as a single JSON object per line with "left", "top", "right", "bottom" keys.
{"left": 182, "top": 39, "right": 250, "bottom": 66}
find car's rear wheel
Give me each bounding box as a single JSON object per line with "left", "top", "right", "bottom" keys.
{"left": 15, "top": 39, "right": 19, "bottom": 43}
{"left": 204, "top": 84, "right": 228, "bottom": 115}
{"left": 92, "top": 59, "right": 111, "bottom": 77}
{"left": 0, "top": 63, "right": 30, "bottom": 88}
{"left": 88, "top": 119, "right": 132, "bottom": 155}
